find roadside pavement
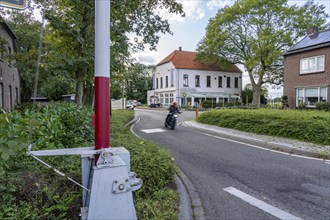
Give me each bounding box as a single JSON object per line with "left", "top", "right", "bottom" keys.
{"left": 181, "top": 120, "right": 330, "bottom": 160}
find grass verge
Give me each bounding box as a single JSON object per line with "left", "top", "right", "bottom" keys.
{"left": 0, "top": 103, "right": 178, "bottom": 219}
{"left": 197, "top": 108, "right": 330, "bottom": 146}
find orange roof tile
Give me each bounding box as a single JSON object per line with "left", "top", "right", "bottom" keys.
{"left": 157, "top": 50, "right": 241, "bottom": 73}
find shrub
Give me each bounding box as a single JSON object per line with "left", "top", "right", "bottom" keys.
{"left": 0, "top": 104, "right": 178, "bottom": 219}
{"left": 197, "top": 108, "right": 330, "bottom": 145}
{"left": 298, "top": 102, "right": 307, "bottom": 110}
{"left": 315, "top": 102, "right": 330, "bottom": 111}
{"left": 201, "top": 100, "right": 214, "bottom": 108}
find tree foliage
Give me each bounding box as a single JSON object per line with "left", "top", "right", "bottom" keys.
{"left": 4, "top": 11, "right": 42, "bottom": 102}
{"left": 197, "top": 0, "right": 329, "bottom": 106}
{"left": 30, "top": 0, "right": 184, "bottom": 107}
{"left": 111, "top": 63, "right": 154, "bottom": 103}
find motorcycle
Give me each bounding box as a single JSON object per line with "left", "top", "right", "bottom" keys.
{"left": 164, "top": 112, "right": 180, "bottom": 130}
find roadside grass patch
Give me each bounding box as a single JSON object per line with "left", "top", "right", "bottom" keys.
{"left": 197, "top": 108, "right": 330, "bottom": 145}
{"left": 0, "top": 103, "right": 178, "bottom": 219}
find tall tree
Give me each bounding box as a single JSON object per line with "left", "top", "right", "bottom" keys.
{"left": 5, "top": 11, "right": 42, "bottom": 102}
{"left": 197, "top": 0, "right": 328, "bottom": 106}
{"left": 38, "top": 0, "right": 184, "bottom": 108}
{"left": 124, "top": 63, "right": 154, "bottom": 103}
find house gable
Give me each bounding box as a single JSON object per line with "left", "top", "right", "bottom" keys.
{"left": 157, "top": 50, "right": 242, "bottom": 73}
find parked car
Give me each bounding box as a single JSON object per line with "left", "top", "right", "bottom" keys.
{"left": 150, "top": 103, "right": 161, "bottom": 108}
{"left": 137, "top": 102, "right": 142, "bottom": 106}
{"left": 126, "top": 102, "right": 134, "bottom": 110}
{"left": 127, "top": 100, "right": 137, "bottom": 107}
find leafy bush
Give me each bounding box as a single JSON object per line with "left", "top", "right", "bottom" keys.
{"left": 298, "top": 102, "right": 307, "bottom": 109}
{"left": 197, "top": 108, "right": 330, "bottom": 145}
{"left": 315, "top": 102, "right": 330, "bottom": 111}
{"left": 0, "top": 103, "right": 178, "bottom": 219}
{"left": 201, "top": 100, "right": 214, "bottom": 108}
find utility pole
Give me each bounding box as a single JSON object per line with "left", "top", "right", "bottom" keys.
{"left": 94, "top": 0, "right": 110, "bottom": 150}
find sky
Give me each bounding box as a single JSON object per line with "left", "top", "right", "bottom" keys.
{"left": 132, "top": 0, "right": 330, "bottom": 98}
{"left": 12, "top": 0, "right": 330, "bottom": 98}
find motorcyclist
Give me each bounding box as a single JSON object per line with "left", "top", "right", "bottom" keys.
{"left": 166, "top": 101, "right": 181, "bottom": 123}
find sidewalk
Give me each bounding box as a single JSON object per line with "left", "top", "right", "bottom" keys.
{"left": 181, "top": 120, "right": 330, "bottom": 159}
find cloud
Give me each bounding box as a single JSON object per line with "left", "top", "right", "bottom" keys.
{"left": 133, "top": 53, "right": 156, "bottom": 65}
{"left": 206, "top": 0, "right": 232, "bottom": 10}
{"left": 158, "top": 0, "right": 205, "bottom": 23}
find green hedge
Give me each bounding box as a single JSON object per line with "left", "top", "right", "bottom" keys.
{"left": 0, "top": 103, "right": 178, "bottom": 219}
{"left": 197, "top": 108, "right": 330, "bottom": 145}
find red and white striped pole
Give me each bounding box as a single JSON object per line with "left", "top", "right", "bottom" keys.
{"left": 94, "top": 0, "right": 110, "bottom": 150}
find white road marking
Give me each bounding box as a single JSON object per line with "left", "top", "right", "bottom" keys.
{"left": 192, "top": 130, "right": 330, "bottom": 162}
{"left": 223, "top": 187, "right": 302, "bottom": 220}
{"left": 141, "top": 128, "right": 166, "bottom": 133}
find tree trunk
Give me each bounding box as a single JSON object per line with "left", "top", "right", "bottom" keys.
{"left": 252, "top": 85, "right": 261, "bottom": 107}
{"left": 76, "top": 72, "right": 84, "bottom": 109}
{"left": 83, "top": 82, "right": 94, "bottom": 106}
{"left": 247, "top": 69, "right": 262, "bottom": 107}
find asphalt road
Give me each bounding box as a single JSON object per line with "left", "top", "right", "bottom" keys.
{"left": 132, "top": 109, "right": 330, "bottom": 220}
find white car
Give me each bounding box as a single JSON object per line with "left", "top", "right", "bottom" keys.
{"left": 126, "top": 103, "right": 134, "bottom": 110}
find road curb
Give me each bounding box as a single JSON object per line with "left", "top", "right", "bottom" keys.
{"left": 125, "top": 115, "right": 139, "bottom": 128}
{"left": 182, "top": 121, "right": 330, "bottom": 160}
{"left": 177, "top": 169, "right": 206, "bottom": 220}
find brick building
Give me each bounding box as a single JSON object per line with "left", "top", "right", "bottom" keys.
{"left": 283, "top": 28, "right": 330, "bottom": 108}
{"left": 0, "top": 20, "right": 20, "bottom": 111}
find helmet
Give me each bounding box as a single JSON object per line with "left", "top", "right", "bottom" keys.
{"left": 172, "top": 101, "right": 177, "bottom": 106}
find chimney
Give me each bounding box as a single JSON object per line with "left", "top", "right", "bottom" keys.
{"left": 307, "top": 26, "right": 319, "bottom": 39}
{"left": 179, "top": 47, "right": 182, "bottom": 51}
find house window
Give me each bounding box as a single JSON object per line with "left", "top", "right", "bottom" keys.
{"left": 218, "top": 76, "right": 222, "bottom": 87}
{"left": 156, "top": 78, "right": 159, "bottom": 89}
{"left": 195, "top": 75, "right": 200, "bottom": 87}
{"left": 9, "top": 85, "right": 12, "bottom": 111}
{"left": 165, "top": 93, "right": 169, "bottom": 105}
{"left": 170, "top": 69, "right": 174, "bottom": 86}
{"left": 206, "top": 76, "right": 211, "bottom": 87}
{"left": 165, "top": 76, "right": 168, "bottom": 87}
{"left": 300, "top": 55, "right": 324, "bottom": 74}
{"left": 15, "top": 87, "right": 18, "bottom": 104}
{"left": 159, "top": 93, "right": 164, "bottom": 105}
{"left": 296, "top": 86, "right": 327, "bottom": 107}
{"left": 169, "top": 93, "right": 174, "bottom": 103}
{"left": 8, "top": 46, "right": 12, "bottom": 66}
{"left": 234, "top": 77, "right": 239, "bottom": 88}
{"left": 160, "top": 77, "right": 163, "bottom": 88}
{"left": 0, "top": 83, "right": 3, "bottom": 108}
{"left": 227, "top": 77, "right": 231, "bottom": 88}
{"left": 183, "top": 74, "right": 188, "bottom": 87}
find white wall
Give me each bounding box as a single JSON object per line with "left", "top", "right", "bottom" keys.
{"left": 150, "top": 62, "right": 242, "bottom": 107}
{"left": 177, "top": 69, "right": 242, "bottom": 95}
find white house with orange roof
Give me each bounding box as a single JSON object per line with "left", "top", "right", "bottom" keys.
{"left": 147, "top": 47, "right": 242, "bottom": 107}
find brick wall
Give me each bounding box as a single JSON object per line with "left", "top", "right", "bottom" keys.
{"left": 0, "top": 23, "right": 20, "bottom": 111}
{"left": 283, "top": 46, "right": 330, "bottom": 108}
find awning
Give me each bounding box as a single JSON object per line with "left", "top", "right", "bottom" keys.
{"left": 183, "top": 91, "right": 240, "bottom": 99}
